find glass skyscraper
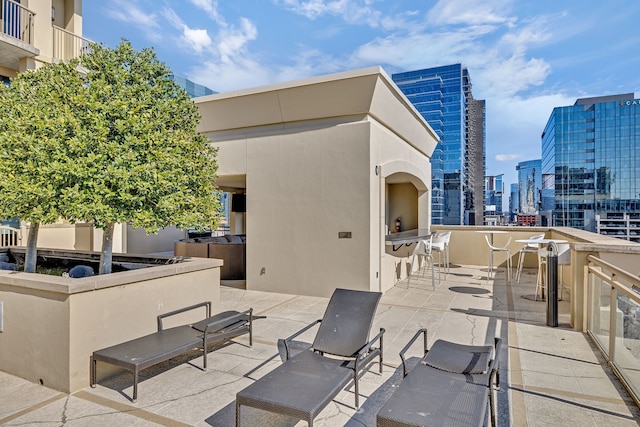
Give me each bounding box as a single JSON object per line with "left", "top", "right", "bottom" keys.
{"left": 516, "top": 159, "right": 542, "bottom": 215}
{"left": 541, "top": 93, "right": 640, "bottom": 233}
{"left": 392, "top": 64, "right": 486, "bottom": 225}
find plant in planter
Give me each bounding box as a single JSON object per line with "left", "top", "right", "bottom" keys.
{"left": 0, "top": 40, "right": 221, "bottom": 273}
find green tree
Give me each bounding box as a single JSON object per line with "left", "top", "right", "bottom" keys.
{"left": 0, "top": 59, "right": 86, "bottom": 272}
{"left": 0, "top": 41, "right": 221, "bottom": 274}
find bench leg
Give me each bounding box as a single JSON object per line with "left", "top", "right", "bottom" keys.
{"left": 133, "top": 369, "right": 138, "bottom": 403}
{"left": 91, "top": 356, "right": 96, "bottom": 388}
{"left": 235, "top": 401, "right": 240, "bottom": 427}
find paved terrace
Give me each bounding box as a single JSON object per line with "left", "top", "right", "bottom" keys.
{"left": 1, "top": 264, "right": 639, "bottom": 426}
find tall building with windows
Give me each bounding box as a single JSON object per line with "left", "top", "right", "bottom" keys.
{"left": 515, "top": 159, "right": 542, "bottom": 225}
{"left": 392, "top": 64, "right": 486, "bottom": 225}
{"left": 484, "top": 174, "right": 504, "bottom": 225}
{"left": 509, "top": 183, "right": 518, "bottom": 223}
{"left": 541, "top": 93, "right": 640, "bottom": 239}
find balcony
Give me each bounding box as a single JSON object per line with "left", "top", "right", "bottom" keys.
{"left": 52, "top": 25, "right": 92, "bottom": 63}
{"left": 0, "top": 0, "right": 91, "bottom": 71}
{"left": 0, "top": 0, "right": 38, "bottom": 69}
{"left": 1, "top": 226, "right": 639, "bottom": 425}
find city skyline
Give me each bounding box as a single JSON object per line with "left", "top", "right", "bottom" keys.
{"left": 84, "top": 0, "right": 640, "bottom": 188}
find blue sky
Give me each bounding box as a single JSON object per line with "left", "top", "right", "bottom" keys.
{"left": 83, "top": 0, "right": 640, "bottom": 189}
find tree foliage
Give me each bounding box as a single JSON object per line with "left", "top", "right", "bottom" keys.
{"left": 0, "top": 59, "right": 86, "bottom": 271}
{"left": 0, "top": 40, "right": 221, "bottom": 273}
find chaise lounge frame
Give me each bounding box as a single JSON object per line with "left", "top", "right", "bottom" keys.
{"left": 91, "top": 301, "right": 253, "bottom": 402}
{"left": 377, "top": 328, "right": 501, "bottom": 427}
{"left": 235, "top": 288, "right": 385, "bottom": 427}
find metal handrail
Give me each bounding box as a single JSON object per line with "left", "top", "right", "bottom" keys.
{"left": 586, "top": 254, "right": 640, "bottom": 407}
{"left": 1, "top": 0, "right": 35, "bottom": 44}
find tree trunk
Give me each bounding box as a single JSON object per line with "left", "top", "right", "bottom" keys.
{"left": 99, "top": 222, "right": 115, "bottom": 275}
{"left": 24, "top": 222, "right": 40, "bottom": 273}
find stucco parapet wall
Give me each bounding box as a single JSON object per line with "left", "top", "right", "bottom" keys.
{"left": 0, "top": 258, "right": 222, "bottom": 294}
{"left": 195, "top": 66, "right": 438, "bottom": 158}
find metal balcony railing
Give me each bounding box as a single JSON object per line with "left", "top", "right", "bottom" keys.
{"left": 1, "top": 0, "right": 34, "bottom": 44}
{"left": 52, "top": 25, "right": 92, "bottom": 62}
{"left": 586, "top": 255, "right": 640, "bottom": 407}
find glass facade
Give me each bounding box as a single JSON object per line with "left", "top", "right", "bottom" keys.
{"left": 509, "top": 183, "right": 518, "bottom": 222}
{"left": 169, "top": 75, "right": 216, "bottom": 98}
{"left": 516, "top": 159, "right": 542, "bottom": 215}
{"left": 541, "top": 94, "right": 640, "bottom": 232}
{"left": 392, "top": 64, "right": 485, "bottom": 225}
{"left": 484, "top": 175, "right": 503, "bottom": 214}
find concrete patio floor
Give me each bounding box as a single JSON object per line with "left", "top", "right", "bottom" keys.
{"left": 1, "top": 264, "right": 639, "bottom": 426}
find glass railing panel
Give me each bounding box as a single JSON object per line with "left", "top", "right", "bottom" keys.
{"left": 589, "top": 274, "right": 611, "bottom": 355}
{"left": 614, "top": 291, "right": 640, "bottom": 399}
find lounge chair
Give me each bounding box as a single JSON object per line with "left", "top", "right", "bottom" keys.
{"left": 91, "top": 301, "right": 253, "bottom": 402}
{"left": 377, "top": 328, "right": 501, "bottom": 427}
{"left": 235, "top": 288, "right": 384, "bottom": 427}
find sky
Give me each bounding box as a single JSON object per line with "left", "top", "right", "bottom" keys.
{"left": 83, "top": 0, "right": 640, "bottom": 192}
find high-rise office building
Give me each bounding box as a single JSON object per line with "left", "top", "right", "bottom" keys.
{"left": 509, "top": 183, "right": 519, "bottom": 223}
{"left": 484, "top": 174, "right": 504, "bottom": 225}
{"left": 515, "top": 159, "right": 542, "bottom": 226}
{"left": 541, "top": 93, "right": 640, "bottom": 239}
{"left": 392, "top": 64, "right": 486, "bottom": 225}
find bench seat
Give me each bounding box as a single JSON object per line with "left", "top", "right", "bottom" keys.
{"left": 91, "top": 303, "right": 253, "bottom": 402}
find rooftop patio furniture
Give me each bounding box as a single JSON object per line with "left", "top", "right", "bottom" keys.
{"left": 484, "top": 233, "right": 512, "bottom": 282}
{"left": 91, "top": 301, "right": 253, "bottom": 402}
{"left": 515, "top": 233, "right": 545, "bottom": 282}
{"left": 408, "top": 234, "right": 439, "bottom": 290}
{"left": 431, "top": 231, "right": 451, "bottom": 275}
{"left": 377, "top": 328, "right": 501, "bottom": 427}
{"left": 235, "top": 288, "right": 384, "bottom": 427}
{"left": 174, "top": 234, "right": 246, "bottom": 280}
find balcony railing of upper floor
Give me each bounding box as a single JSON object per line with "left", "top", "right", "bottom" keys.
{"left": 52, "top": 25, "right": 92, "bottom": 63}
{"left": 1, "top": 0, "right": 34, "bottom": 44}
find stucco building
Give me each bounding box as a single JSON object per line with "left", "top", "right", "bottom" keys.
{"left": 196, "top": 67, "right": 438, "bottom": 297}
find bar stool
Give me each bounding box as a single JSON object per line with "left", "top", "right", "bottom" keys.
{"left": 484, "top": 235, "right": 512, "bottom": 282}
{"left": 431, "top": 231, "right": 451, "bottom": 276}
{"left": 408, "top": 235, "right": 439, "bottom": 290}
{"left": 515, "top": 233, "right": 545, "bottom": 282}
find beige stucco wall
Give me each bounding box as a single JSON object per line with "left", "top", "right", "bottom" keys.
{"left": 196, "top": 67, "right": 437, "bottom": 297}
{"left": 0, "top": 257, "right": 221, "bottom": 393}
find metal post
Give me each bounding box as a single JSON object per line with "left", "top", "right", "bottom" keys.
{"left": 546, "top": 242, "right": 558, "bottom": 327}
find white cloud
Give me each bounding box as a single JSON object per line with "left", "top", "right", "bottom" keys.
{"left": 183, "top": 27, "right": 213, "bottom": 53}
{"left": 163, "top": 8, "right": 213, "bottom": 54}
{"left": 188, "top": 0, "right": 226, "bottom": 26}
{"left": 427, "top": 0, "right": 512, "bottom": 26}
{"left": 276, "top": 0, "right": 384, "bottom": 27}
{"left": 217, "top": 18, "right": 258, "bottom": 62}
{"left": 105, "top": 0, "right": 161, "bottom": 41}
{"left": 188, "top": 57, "right": 272, "bottom": 93}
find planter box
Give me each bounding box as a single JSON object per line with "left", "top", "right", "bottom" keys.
{"left": 0, "top": 249, "right": 222, "bottom": 394}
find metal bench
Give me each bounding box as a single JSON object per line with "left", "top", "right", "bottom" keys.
{"left": 91, "top": 302, "right": 253, "bottom": 402}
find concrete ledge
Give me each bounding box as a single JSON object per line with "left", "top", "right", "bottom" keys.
{"left": 0, "top": 257, "right": 222, "bottom": 393}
